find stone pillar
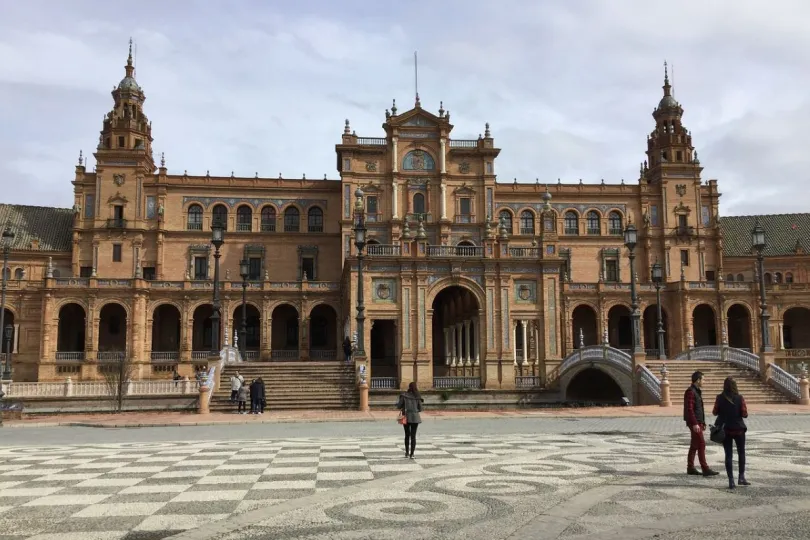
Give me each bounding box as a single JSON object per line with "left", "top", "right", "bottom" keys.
{"left": 473, "top": 318, "right": 480, "bottom": 365}
{"left": 512, "top": 320, "right": 518, "bottom": 366}
{"left": 660, "top": 366, "right": 672, "bottom": 407}
{"left": 392, "top": 137, "right": 398, "bottom": 173}
{"left": 392, "top": 180, "right": 399, "bottom": 219}
{"left": 533, "top": 322, "right": 540, "bottom": 365}
{"left": 464, "top": 320, "right": 471, "bottom": 365}
{"left": 521, "top": 319, "right": 528, "bottom": 365}
{"left": 440, "top": 138, "right": 447, "bottom": 174}
{"left": 799, "top": 369, "right": 809, "bottom": 406}
{"left": 456, "top": 322, "right": 463, "bottom": 367}
{"left": 131, "top": 294, "right": 146, "bottom": 365}
{"left": 440, "top": 184, "right": 447, "bottom": 220}
{"left": 443, "top": 328, "right": 450, "bottom": 365}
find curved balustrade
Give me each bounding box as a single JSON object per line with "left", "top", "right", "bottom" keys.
{"left": 636, "top": 365, "right": 662, "bottom": 402}
{"left": 768, "top": 364, "right": 800, "bottom": 401}
{"left": 673, "top": 346, "right": 760, "bottom": 373}
{"left": 560, "top": 345, "right": 633, "bottom": 376}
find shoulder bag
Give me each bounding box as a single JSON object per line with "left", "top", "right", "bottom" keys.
{"left": 397, "top": 411, "right": 408, "bottom": 425}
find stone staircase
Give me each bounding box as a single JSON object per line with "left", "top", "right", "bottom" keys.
{"left": 644, "top": 360, "right": 794, "bottom": 405}
{"left": 212, "top": 362, "right": 359, "bottom": 411}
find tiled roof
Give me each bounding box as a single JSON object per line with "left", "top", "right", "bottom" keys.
{"left": 0, "top": 204, "right": 74, "bottom": 252}
{"left": 720, "top": 214, "right": 810, "bottom": 257}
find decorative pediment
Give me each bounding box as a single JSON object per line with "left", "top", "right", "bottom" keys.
{"left": 107, "top": 192, "right": 129, "bottom": 204}
{"left": 403, "top": 115, "right": 437, "bottom": 127}
{"left": 406, "top": 177, "right": 429, "bottom": 187}
{"left": 393, "top": 107, "right": 442, "bottom": 127}
{"left": 673, "top": 202, "right": 691, "bottom": 215}
{"left": 453, "top": 183, "right": 476, "bottom": 195}
{"left": 361, "top": 182, "right": 382, "bottom": 194}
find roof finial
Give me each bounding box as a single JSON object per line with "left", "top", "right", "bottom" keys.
{"left": 484, "top": 122, "right": 491, "bottom": 138}
{"left": 414, "top": 51, "right": 420, "bottom": 107}
{"left": 391, "top": 99, "right": 397, "bottom": 115}
{"left": 344, "top": 119, "right": 351, "bottom": 135}
{"left": 438, "top": 101, "right": 444, "bottom": 117}
{"left": 662, "top": 59, "right": 672, "bottom": 97}
{"left": 160, "top": 152, "right": 165, "bottom": 168}
{"left": 128, "top": 38, "right": 133, "bottom": 66}
{"left": 77, "top": 150, "right": 83, "bottom": 166}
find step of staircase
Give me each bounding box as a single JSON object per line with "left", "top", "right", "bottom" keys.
{"left": 212, "top": 362, "right": 359, "bottom": 411}
{"left": 644, "top": 360, "right": 794, "bottom": 404}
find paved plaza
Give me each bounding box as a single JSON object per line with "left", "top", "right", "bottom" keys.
{"left": 0, "top": 416, "right": 809, "bottom": 539}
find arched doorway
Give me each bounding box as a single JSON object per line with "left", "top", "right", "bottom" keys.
{"left": 309, "top": 304, "right": 338, "bottom": 360}
{"left": 692, "top": 304, "right": 718, "bottom": 346}
{"left": 607, "top": 305, "right": 632, "bottom": 350}
{"left": 431, "top": 285, "right": 480, "bottom": 376}
{"left": 727, "top": 304, "right": 752, "bottom": 350}
{"left": 566, "top": 368, "right": 625, "bottom": 404}
{"left": 0, "top": 308, "right": 14, "bottom": 354}
{"left": 271, "top": 304, "right": 299, "bottom": 360}
{"left": 233, "top": 304, "right": 261, "bottom": 360}
{"left": 571, "top": 305, "right": 598, "bottom": 348}
{"left": 151, "top": 304, "right": 181, "bottom": 360}
{"left": 56, "top": 303, "right": 86, "bottom": 360}
{"left": 98, "top": 303, "right": 127, "bottom": 359}
{"left": 192, "top": 304, "right": 216, "bottom": 355}
{"left": 783, "top": 307, "right": 810, "bottom": 349}
{"left": 643, "top": 305, "right": 669, "bottom": 356}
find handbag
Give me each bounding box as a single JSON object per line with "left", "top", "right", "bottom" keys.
{"left": 709, "top": 421, "right": 725, "bottom": 444}
{"left": 397, "top": 411, "right": 408, "bottom": 425}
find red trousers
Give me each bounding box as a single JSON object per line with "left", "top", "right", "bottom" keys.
{"left": 688, "top": 425, "right": 709, "bottom": 470}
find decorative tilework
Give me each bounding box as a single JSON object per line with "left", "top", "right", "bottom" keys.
{"left": 343, "top": 185, "right": 351, "bottom": 218}
{"left": 548, "top": 279, "right": 557, "bottom": 356}
{"left": 418, "top": 289, "right": 426, "bottom": 349}
{"left": 486, "top": 188, "right": 494, "bottom": 219}
{"left": 402, "top": 150, "right": 436, "bottom": 171}
{"left": 486, "top": 288, "right": 494, "bottom": 348}
{"left": 403, "top": 288, "right": 410, "bottom": 349}
{"left": 146, "top": 196, "right": 156, "bottom": 219}
{"left": 514, "top": 280, "right": 537, "bottom": 304}
{"left": 372, "top": 278, "right": 397, "bottom": 303}
{"left": 472, "top": 275, "right": 484, "bottom": 287}
{"left": 501, "top": 288, "right": 510, "bottom": 347}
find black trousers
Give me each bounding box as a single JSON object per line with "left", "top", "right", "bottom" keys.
{"left": 722, "top": 432, "right": 746, "bottom": 480}
{"left": 403, "top": 423, "right": 419, "bottom": 455}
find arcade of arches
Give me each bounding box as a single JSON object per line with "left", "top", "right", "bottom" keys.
{"left": 431, "top": 286, "right": 481, "bottom": 377}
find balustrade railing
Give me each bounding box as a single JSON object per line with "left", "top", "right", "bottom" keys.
{"left": 357, "top": 137, "right": 387, "bottom": 146}
{"left": 191, "top": 350, "right": 210, "bottom": 360}
{"left": 55, "top": 351, "right": 85, "bottom": 361}
{"left": 236, "top": 222, "right": 252, "bottom": 232}
{"left": 768, "top": 364, "right": 800, "bottom": 401}
{"left": 455, "top": 215, "right": 474, "bottom": 224}
{"left": 370, "top": 377, "right": 398, "bottom": 389}
{"left": 509, "top": 247, "right": 539, "bottom": 258}
{"left": 261, "top": 221, "right": 276, "bottom": 232}
{"left": 515, "top": 376, "right": 541, "bottom": 388}
{"left": 367, "top": 244, "right": 401, "bottom": 256}
{"left": 449, "top": 139, "right": 478, "bottom": 148}
{"left": 433, "top": 376, "right": 481, "bottom": 389}
{"left": 636, "top": 365, "right": 662, "bottom": 401}
{"left": 150, "top": 351, "right": 179, "bottom": 362}
{"left": 310, "top": 350, "right": 337, "bottom": 360}
{"left": 427, "top": 245, "right": 484, "bottom": 257}
{"left": 271, "top": 350, "right": 299, "bottom": 360}
{"left": 97, "top": 351, "right": 126, "bottom": 362}
{"left": 242, "top": 350, "right": 260, "bottom": 361}
{"left": 3, "top": 378, "right": 200, "bottom": 398}
{"left": 781, "top": 348, "right": 810, "bottom": 358}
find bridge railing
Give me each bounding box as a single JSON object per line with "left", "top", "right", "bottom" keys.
{"left": 768, "top": 364, "right": 800, "bottom": 401}
{"left": 560, "top": 345, "right": 633, "bottom": 376}
{"left": 673, "top": 345, "right": 760, "bottom": 373}
{"left": 636, "top": 365, "right": 661, "bottom": 402}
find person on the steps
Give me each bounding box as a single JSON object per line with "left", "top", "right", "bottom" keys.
{"left": 343, "top": 337, "right": 353, "bottom": 363}
{"left": 396, "top": 382, "right": 423, "bottom": 459}
{"left": 684, "top": 370, "right": 720, "bottom": 477}
{"left": 256, "top": 377, "right": 266, "bottom": 414}
{"left": 249, "top": 378, "right": 259, "bottom": 414}
{"left": 229, "top": 371, "right": 244, "bottom": 402}
{"left": 713, "top": 376, "right": 749, "bottom": 489}
{"left": 236, "top": 383, "right": 248, "bottom": 414}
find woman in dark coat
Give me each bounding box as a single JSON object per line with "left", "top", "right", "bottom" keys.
{"left": 256, "top": 377, "right": 266, "bottom": 414}
{"left": 396, "top": 382, "right": 423, "bottom": 459}
{"left": 713, "top": 376, "right": 749, "bottom": 489}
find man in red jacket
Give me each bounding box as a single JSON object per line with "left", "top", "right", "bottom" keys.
{"left": 683, "top": 370, "right": 720, "bottom": 476}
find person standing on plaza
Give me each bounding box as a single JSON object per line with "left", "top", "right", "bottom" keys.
{"left": 236, "top": 382, "right": 248, "bottom": 414}
{"left": 713, "top": 376, "right": 750, "bottom": 489}
{"left": 684, "top": 370, "right": 720, "bottom": 477}
{"left": 396, "top": 382, "right": 423, "bottom": 459}
{"left": 249, "top": 378, "right": 259, "bottom": 414}
{"left": 343, "top": 337, "right": 353, "bottom": 364}
{"left": 229, "top": 371, "right": 244, "bottom": 403}
{"left": 256, "top": 377, "right": 266, "bottom": 414}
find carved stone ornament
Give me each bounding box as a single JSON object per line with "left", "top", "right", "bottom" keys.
{"left": 376, "top": 283, "right": 391, "bottom": 300}
{"left": 365, "top": 161, "right": 378, "bottom": 172}
{"left": 518, "top": 284, "right": 531, "bottom": 301}
{"left": 113, "top": 173, "right": 126, "bottom": 187}
{"left": 675, "top": 184, "right": 687, "bottom": 197}
{"left": 459, "top": 162, "right": 471, "bottom": 174}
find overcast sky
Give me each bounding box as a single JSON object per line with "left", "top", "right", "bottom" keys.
{"left": 1, "top": 0, "right": 808, "bottom": 216}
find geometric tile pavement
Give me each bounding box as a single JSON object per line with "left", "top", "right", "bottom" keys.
{"left": 1, "top": 431, "right": 810, "bottom": 540}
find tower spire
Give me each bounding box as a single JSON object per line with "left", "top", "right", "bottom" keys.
{"left": 663, "top": 60, "right": 672, "bottom": 97}
{"left": 414, "top": 51, "right": 420, "bottom": 107}
{"left": 125, "top": 38, "right": 135, "bottom": 78}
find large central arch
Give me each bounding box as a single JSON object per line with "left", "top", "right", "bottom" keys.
{"left": 430, "top": 282, "right": 482, "bottom": 377}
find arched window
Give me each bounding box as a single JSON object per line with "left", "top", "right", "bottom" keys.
{"left": 284, "top": 207, "right": 300, "bottom": 232}
{"left": 608, "top": 211, "right": 623, "bottom": 235}
{"left": 402, "top": 150, "right": 436, "bottom": 171}
{"left": 308, "top": 207, "right": 324, "bottom": 232}
{"left": 543, "top": 211, "right": 557, "bottom": 232}
{"left": 261, "top": 206, "right": 276, "bottom": 232}
{"left": 764, "top": 273, "right": 772, "bottom": 285}
{"left": 412, "top": 193, "right": 426, "bottom": 215}
{"left": 774, "top": 272, "right": 783, "bottom": 284}
{"left": 187, "top": 204, "right": 203, "bottom": 230}
{"left": 519, "top": 210, "right": 535, "bottom": 235}
{"left": 52, "top": 269, "right": 61, "bottom": 278}
{"left": 736, "top": 273, "right": 744, "bottom": 282}
{"left": 499, "top": 210, "right": 513, "bottom": 234}
{"left": 786, "top": 272, "right": 794, "bottom": 284}
{"left": 1, "top": 268, "right": 9, "bottom": 281}
{"left": 236, "top": 205, "right": 252, "bottom": 232}
{"left": 13, "top": 268, "right": 23, "bottom": 280}
{"left": 586, "top": 211, "right": 600, "bottom": 235}
{"left": 212, "top": 204, "right": 228, "bottom": 230}
{"left": 564, "top": 211, "right": 579, "bottom": 235}
{"left": 726, "top": 274, "right": 735, "bottom": 282}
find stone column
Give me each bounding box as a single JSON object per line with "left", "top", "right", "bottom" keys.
{"left": 533, "top": 322, "right": 540, "bottom": 365}
{"left": 439, "top": 138, "right": 447, "bottom": 173}
{"left": 440, "top": 184, "right": 447, "bottom": 220}
{"left": 392, "top": 180, "right": 399, "bottom": 219}
{"left": 444, "top": 328, "right": 450, "bottom": 365}
{"left": 474, "top": 318, "right": 480, "bottom": 365}
{"left": 521, "top": 320, "right": 528, "bottom": 365}
{"left": 512, "top": 320, "right": 518, "bottom": 366}
{"left": 464, "top": 319, "right": 471, "bottom": 365}
{"left": 392, "top": 137, "right": 398, "bottom": 173}
{"left": 456, "top": 322, "right": 463, "bottom": 367}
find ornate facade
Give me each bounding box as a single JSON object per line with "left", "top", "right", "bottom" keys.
{"left": 2, "top": 49, "right": 810, "bottom": 388}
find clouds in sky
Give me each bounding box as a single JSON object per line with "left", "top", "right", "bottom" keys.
{"left": 1, "top": 0, "right": 809, "bottom": 215}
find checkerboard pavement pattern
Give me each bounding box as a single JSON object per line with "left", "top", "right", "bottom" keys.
{"left": 0, "top": 434, "right": 588, "bottom": 539}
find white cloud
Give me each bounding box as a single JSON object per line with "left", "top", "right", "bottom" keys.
{"left": 0, "top": 0, "right": 809, "bottom": 215}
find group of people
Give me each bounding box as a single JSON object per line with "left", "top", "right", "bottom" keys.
{"left": 229, "top": 371, "right": 266, "bottom": 414}
{"left": 684, "top": 371, "right": 749, "bottom": 489}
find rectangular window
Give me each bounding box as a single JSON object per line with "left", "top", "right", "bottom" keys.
{"left": 142, "top": 267, "right": 156, "bottom": 280}
{"left": 605, "top": 260, "right": 619, "bottom": 282}
{"left": 680, "top": 249, "right": 690, "bottom": 267}
{"left": 84, "top": 194, "right": 95, "bottom": 219}
{"left": 650, "top": 205, "right": 659, "bottom": 227}
{"left": 112, "top": 244, "right": 122, "bottom": 262}
{"left": 118, "top": 136, "right": 125, "bottom": 148}
{"left": 366, "top": 196, "right": 378, "bottom": 215}
{"left": 702, "top": 205, "right": 710, "bottom": 227}
{"left": 485, "top": 162, "right": 493, "bottom": 175}
{"left": 80, "top": 266, "right": 92, "bottom": 278}
{"left": 705, "top": 270, "right": 715, "bottom": 282}
{"left": 676, "top": 151, "right": 682, "bottom": 161}
{"left": 194, "top": 256, "right": 208, "bottom": 280}
{"left": 678, "top": 214, "right": 687, "bottom": 227}
{"left": 248, "top": 257, "right": 262, "bottom": 280}
{"left": 302, "top": 257, "right": 315, "bottom": 280}
{"left": 146, "top": 196, "right": 156, "bottom": 219}
{"left": 460, "top": 198, "right": 471, "bottom": 215}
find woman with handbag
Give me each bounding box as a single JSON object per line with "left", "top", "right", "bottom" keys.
{"left": 396, "top": 382, "right": 423, "bottom": 459}
{"left": 712, "top": 377, "right": 749, "bottom": 489}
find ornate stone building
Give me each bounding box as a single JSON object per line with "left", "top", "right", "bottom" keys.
{"left": 1, "top": 49, "right": 809, "bottom": 390}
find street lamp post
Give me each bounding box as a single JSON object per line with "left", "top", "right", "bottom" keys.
{"left": 353, "top": 189, "right": 367, "bottom": 357}
{"left": 210, "top": 219, "right": 225, "bottom": 355}
{"left": 3, "top": 325, "right": 12, "bottom": 381}
{"left": 624, "top": 223, "right": 642, "bottom": 354}
{"left": 651, "top": 260, "right": 667, "bottom": 360}
{"left": 751, "top": 220, "right": 772, "bottom": 352}
{"left": 239, "top": 259, "right": 249, "bottom": 359}
{"left": 0, "top": 225, "right": 15, "bottom": 380}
